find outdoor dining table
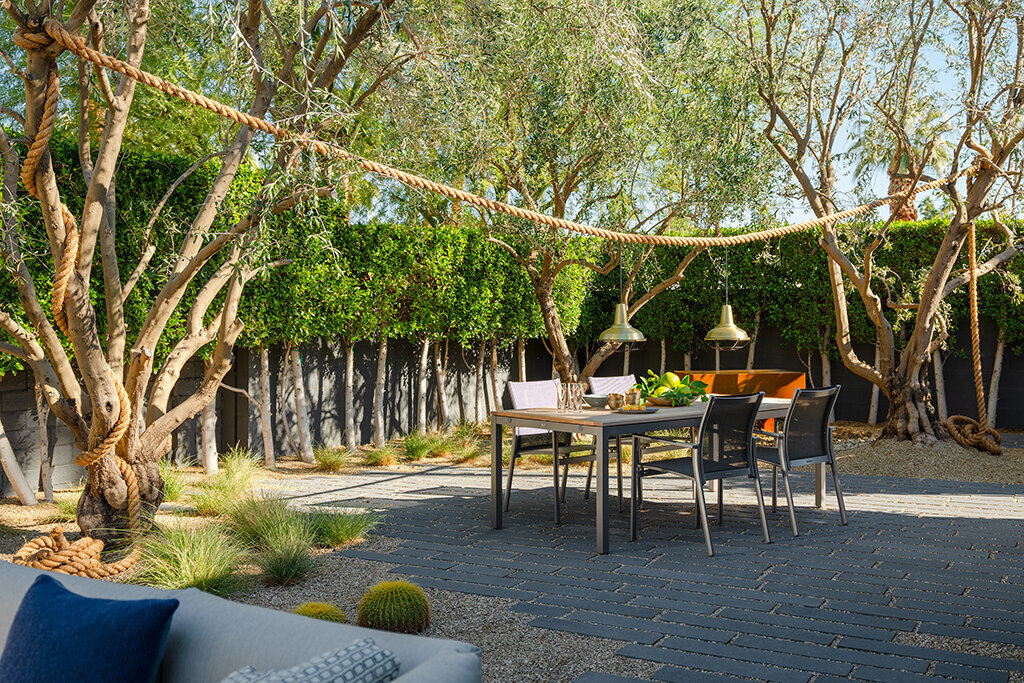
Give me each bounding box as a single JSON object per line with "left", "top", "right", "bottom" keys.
{"left": 490, "top": 397, "right": 794, "bottom": 554}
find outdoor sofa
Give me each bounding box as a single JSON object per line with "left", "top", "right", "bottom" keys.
{"left": 0, "top": 561, "right": 482, "bottom": 683}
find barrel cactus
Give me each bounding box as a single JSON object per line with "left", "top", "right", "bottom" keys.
{"left": 357, "top": 580, "right": 431, "bottom": 633}
{"left": 292, "top": 601, "right": 347, "bottom": 623}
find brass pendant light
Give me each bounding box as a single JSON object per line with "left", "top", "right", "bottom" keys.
{"left": 705, "top": 247, "right": 749, "bottom": 350}
{"left": 599, "top": 247, "right": 646, "bottom": 344}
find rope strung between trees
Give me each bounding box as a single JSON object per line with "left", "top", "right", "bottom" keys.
{"left": 941, "top": 221, "right": 1002, "bottom": 455}
{"left": 5, "top": 15, "right": 1001, "bottom": 573}
{"left": 22, "top": 19, "right": 977, "bottom": 248}
{"left": 11, "top": 28, "right": 141, "bottom": 576}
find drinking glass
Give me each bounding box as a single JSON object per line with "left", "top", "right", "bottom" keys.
{"left": 561, "top": 383, "right": 585, "bottom": 412}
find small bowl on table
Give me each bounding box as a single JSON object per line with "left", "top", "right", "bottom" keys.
{"left": 583, "top": 394, "right": 609, "bottom": 409}
{"left": 646, "top": 396, "right": 672, "bottom": 407}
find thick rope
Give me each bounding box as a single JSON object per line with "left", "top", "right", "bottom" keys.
{"left": 941, "top": 221, "right": 1001, "bottom": 455}
{"left": 12, "top": 24, "right": 142, "bottom": 573}
{"left": 28, "top": 19, "right": 976, "bottom": 248}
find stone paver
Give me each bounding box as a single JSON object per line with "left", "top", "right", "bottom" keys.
{"left": 264, "top": 465, "right": 1024, "bottom": 681}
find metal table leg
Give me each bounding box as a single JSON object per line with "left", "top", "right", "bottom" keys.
{"left": 491, "top": 420, "right": 503, "bottom": 529}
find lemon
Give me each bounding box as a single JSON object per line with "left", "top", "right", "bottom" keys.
{"left": 652, "top": 385, "right": 669, "bottom": 397}
{"left": 662, "top": 372, "right": 682, "bottom": 388}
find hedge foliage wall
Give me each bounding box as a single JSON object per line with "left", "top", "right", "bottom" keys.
{"left": 2, "top": 146, "right": 1019, "bottom": 378}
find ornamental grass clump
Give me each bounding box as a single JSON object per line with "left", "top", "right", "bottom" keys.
{"left": 224, "top": 496, "right": 301, "bottom": 549}
{"left": 400, "top": 433, "right": 432, "bottom": 461}
{"left": 313, "top": 446, "right": 351, "bottom": 473}
{"left": 191, "top": 448, "right": 260, "bottom": 516}
{"left": 307, "top": 508, "right": 381, "bottom": 548}
{"left": 42, "top": 493, "right": 80, "bottom": 524}
{"left": 357, "top": 580, "right": 431, "bottom": 633}
{"left": 256, "top": 519, "right": 317, "bottom": 586}
{"left": 159, "top": 459, "right": 186, "bottom": 502}
{"left": 135, "top": 524, "right": 249, "bottom": 595}
{"left": 363, "top": 446, "right": 399, "bottom": 467}
{"left": 292, "top": 602, "right": 347, "bottom": 623}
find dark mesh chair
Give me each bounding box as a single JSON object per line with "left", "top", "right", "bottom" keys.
{"left": 755, "top": 385, "right": 847, "bottom": 534}
{"left": 505, "top": 380, "right": 604, "bottom": 524}
{"left": 630, "top": 393, "right": 770, "bottom": 557}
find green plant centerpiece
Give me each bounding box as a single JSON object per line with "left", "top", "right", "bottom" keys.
{"left": 635, "top": 371, "right": 709, "bottom": 407}
{"left": 292, "top": 602, "right": 348, "bottom": 623}
{"left": 357, "top": 580, "right": 431, "bottom": 633}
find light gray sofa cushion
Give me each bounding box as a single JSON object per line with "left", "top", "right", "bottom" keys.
{"left": 0, "top": 562, "right": 480, "bottom": 683}
{"left": 221, "top": 637, "right": 399, "bottom": 683}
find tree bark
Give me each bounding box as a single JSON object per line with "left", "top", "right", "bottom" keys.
{"left": 533, "top": 277, "right": 576, "bottom": 381}
{"left": 746, "top": 310, "right": 761, "bottom": 370}
{"left": 684, "top": 353, "right": 691, "bottom": 372}
{"left": 517, "top": 338, "right": 526, "bottom": 381}
{"left": 201, "top": 395, "right": 218, "bottom": 475}
{"left": 623, "top": 347, "right": 631, "bottom": 375}
{"left": 344, "top": 342, "right": 357, "bottom": 453}
{"left": 373, "top": 338, "right": 387, "bottom": 448}
{"left": 433, "top": 341, "right": 448, "bottom": 427}
{"left": 932, "top": 349, "right": 948, "bottom": 423}
{"left": 659, "top": 339, "right": 666, "bottom": 375}
{"left": 416, "top": 339, "right": 430, "bottom": 434}
{"left": 474, "top": 341, "right": 484, "bottom": 422}
{"left": 869, "top": 344, "right": 881, "bottom": 425}
{"left": 0, "top": 414, "right": 36, "bottom": 506}
{"left": 820, "top": 351, "right": 832, "bottom": 388}
{"left": 259, "top": 347, "right": 275, "bottom": 467}
{"left": 988, "top": 326, "right": 1005, "bottom": 429}
{"left": 35, "top": 383, "right": 52, "bottom": 502}
{"left": 490, "top": 339, "right": 501, "bottom": 412}
{"left": 290, "top": 347, "right": 315, "bottom": 464}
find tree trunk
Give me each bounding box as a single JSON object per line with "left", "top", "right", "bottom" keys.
{"left": 416, "top": 339, "right": 430, "bottom": 434}
{"left": 278, "top": 347, "right": 300, "bottom": 457}
{"left": 746, "top": 310, "right": 761, "bottom": 370}
{"left": 533, "top": 278, "right": 576, "bottom": 381}
{"left": 0, "top": 414, "right": 36, "bottom": 506}
{"left": 517, "top": 338, "right": 526, "bottom": 381}
{"left": 684, "top": 353, "right": 691, "bottom": 372}
{"left": 290, "top": 347, "right": 315, "bottom": 464}
{"left": 474, "top": 341, "right": 484, "bottom": 422}
{"left": 879, "top": 366, "right": 939, "bottom": 444}
{"left": 344, "top": 341, "right": 357, "bottom": 453}
{"left": 659, "top": 339, "right": 666, "bottom": 375}
{"left": 820, "top": 351, "right": 832, "bottom": 387}
{"left": 888, "top": 174, "right": 919, "bottom": 222}
{"left": 35, "top": 384, "right": 52, "bottom": 503}
{"left": 434, "top": 341, "right": 449, "bottom": 427}
{"left": 987, "top": 326, "right": 1005, "bottom": 429}
{"left": 623, "top": 347, "right": 631, "bottom": 375}
{"left": 201, "top": 396, "right": 218, "bottom": 475}
{"left": 259, "top": 347, "right": 275, "bottom": 467}
{"left": 373, "top": 338, "right": 388, "bottom": 448}
{"left": 868, "top": 343, "right": 881, "bottom": 425}
{"left": 490, "top": 339, "right": 501, "bottom": 412}
{"left": 932, "top": 348, "right": 948, "bottom": 423}
{"left": 481, "top": 340, "right": 492, "bottom": 414}
{"left": 715, "top": 348, "right": 721, "bottom": 372}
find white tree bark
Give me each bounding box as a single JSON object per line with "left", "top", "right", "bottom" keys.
{"left": 345, "top": 342, "right": 357, "bottom": 453}
{"left": 490, "top": 339, "right": 501, "bottom": 412}
{"left": 659, "top": 339, "right": 666, "bottom": 375}
{"left": 988, "top": 326, "right": 1005, "bottom": 429}
{"left": 373, "top": 338, "right": 388, "bottom": 448}
{"left": 259, "top": 347, "right": 275, "bottom": 467}
{"left": 715, "top": 348, "right": 721, "bottom": 372}
{"left": 201, "top": 395, "right": 218, "bottom": 475}
{"left": 290, "top": 347, "right": 315, "bottom": 464}
{"left": 416, "top": 339, "right": 430, "bottom": 434}
{"left": 35, "top": 384, "right": 52, "bottom": 502}
{"left": 684, "top": 353, "right": 691, "bottom": 372}
{"left": 0, "top": 414, "right": 36, "bottom": 506}
{"left": 933, "top": 348, "right": 948, "bottom": 422}
{"left": 474, "top": 341, "right": 485, "bottom": 421}
{"left": 623, "top": 347, "right": 631, "bottom": 375}
{"left": 868, "top": 343, "right": 881, "bottom": 425}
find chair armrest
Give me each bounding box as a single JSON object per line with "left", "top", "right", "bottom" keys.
{"left": 640, "top": 435, "right": 697, "bottom": 449}
{"left": 754, "top": 429, "right": 782, "bottom": 439}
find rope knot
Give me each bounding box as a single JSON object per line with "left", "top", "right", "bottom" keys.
{"left": 12, "top": 27, "right": 55, "bottom": 50}
{"left": 942, "top": 416, "right": 1001, "bottom": 456}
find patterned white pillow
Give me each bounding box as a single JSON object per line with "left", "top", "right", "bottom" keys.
{"left": 220, "top": 637, "right": 399, "bottom": 683}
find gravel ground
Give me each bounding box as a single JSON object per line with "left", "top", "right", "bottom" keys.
{"left": 3, "top": 424, "right": 1024, "bottom": 681}
{"left": 236, "top": 537, "right": 661, "bottom": 682}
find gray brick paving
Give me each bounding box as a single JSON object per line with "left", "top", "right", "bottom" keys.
{"left": 265, "top": 465, "right": 1024, "bottom": 681}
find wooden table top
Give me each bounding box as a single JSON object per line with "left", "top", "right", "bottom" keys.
{"left": 491, "top": 397, "right": 791, "bottom": 428}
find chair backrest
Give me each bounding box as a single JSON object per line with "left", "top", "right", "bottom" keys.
{"left": 782, "top": 385, "right": 841, "bottom": 465}
{"left": 588, "top": 375, "right": 637, "bottom": 395}
{"left": 507, "top": 379, "right": 560, "bottom": 437}
{"left": 695, "top": 393, "right": 764, "bottom": 480}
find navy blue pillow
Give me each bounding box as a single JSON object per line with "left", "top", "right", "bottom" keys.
{"left": 0, "top": 574, "right": 179, "bottom": 683}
